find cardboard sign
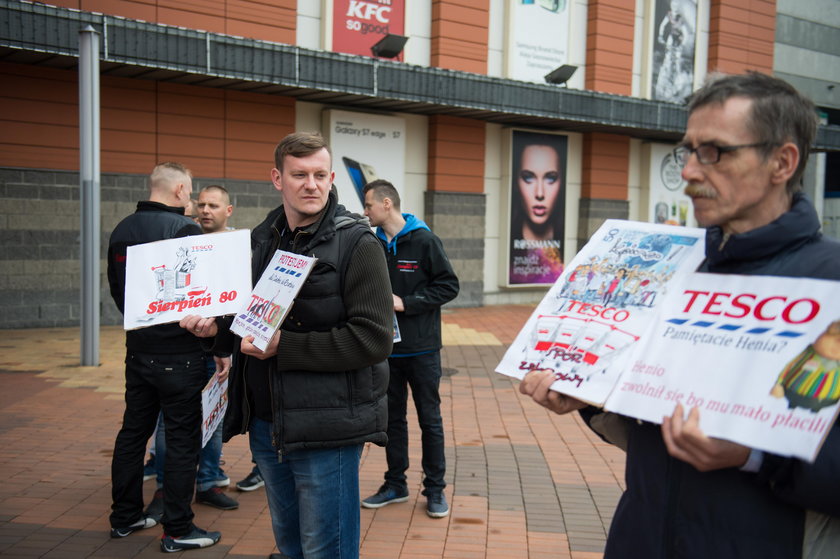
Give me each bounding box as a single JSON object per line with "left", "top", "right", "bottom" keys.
{"left": 201, "top": 371, "right": 228, "bottom": 448}
{"left": 496, "top": 219, "right": 706, "bottom": 405}
{"left": 230, "top": 250, "right": 317, "bottom": 351}
{"left": 605, "top": 273, "right": 840, "bottom": 462}
{"left": 124, "top": 230, "right": 251, "bottom": 330}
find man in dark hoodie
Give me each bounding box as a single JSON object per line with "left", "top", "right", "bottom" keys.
{"left": 182, "top": 132, "right": 393, "bottom": 559}
{"left": 520, "top": 73, "right": 840, "bottom": 558}
{"left": 360, "top": 179, "right": 460, "bottom": 518}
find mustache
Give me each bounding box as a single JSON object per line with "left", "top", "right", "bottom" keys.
{"left": 684, "top": 184, "right": 717, "bottom": 199}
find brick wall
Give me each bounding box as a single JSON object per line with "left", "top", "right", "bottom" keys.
{"left": 579, "top": 0, "right": 635, "bottom": 245}
{"left": 430, "top": 0, "right": 489, "bottom": 74}
{"left": 0, "top": 166, "right": 277, "bottom": 329}
{"left": 708, "top": 0, "right": 775, "bottom": 73}
{"left": 46, "top": 0, "right": 296, "bottom": 44}
{"left": 424, "top": 191, "right": 485, "bottom": 308}
{"left": 0, "top": 63, "right": 296, "bottom": 181}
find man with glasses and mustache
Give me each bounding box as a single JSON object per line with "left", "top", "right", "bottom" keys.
{"left": 520, "top": 72, "right": 840, "bottom": 558}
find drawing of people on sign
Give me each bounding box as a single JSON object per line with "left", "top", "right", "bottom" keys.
{"left": 771, "top": 319, "right": 840, "bottom": 412}
{"left": 497, "top": 220, "right": 706, "bottom": 406}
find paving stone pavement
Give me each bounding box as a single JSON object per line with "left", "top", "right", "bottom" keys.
{"left": 0, "top": 305, "right": 625, "bottom": 558}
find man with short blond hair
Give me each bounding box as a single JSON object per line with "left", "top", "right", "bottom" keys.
{"left": 107, "top": 162, "right": 222, "bottom": 552}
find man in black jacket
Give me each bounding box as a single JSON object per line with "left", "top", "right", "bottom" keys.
{"left": 521, "top": 72, "right": 840, "bottom": 558}
{"left": 107, "top": 162, "right": 222, "bottom": 552}
{"left": 182, "top": 132, "right": 393, "bottom": 559}
{"left": 360, "top": 179, "right": 460, "bottom": 518}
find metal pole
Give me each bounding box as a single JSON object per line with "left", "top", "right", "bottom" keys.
{"left": 79, "top": 25, "right": 100, "bottom": 366}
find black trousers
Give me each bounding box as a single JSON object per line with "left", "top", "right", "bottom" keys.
{"left": 109, "top": 350, "right": 206, "bottom": 535}
{"left": 384, "top": 352, "right": 446, "bottom": 494}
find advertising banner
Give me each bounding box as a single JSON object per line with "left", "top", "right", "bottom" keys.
{"left": 332, "top": 0, "right": 405, "bottom": 59}
{"left": 326, "top": 109, "right": 406, "bottom": 216}
{"left": 123, "top": 230, "right": 251, "bottom": 330}
{"left": 508, "top": 130, "right": 568, "bottom": 285}
{"left": 647, "top": 143, "right": 695, "bottom": 227}
{"left": 651, "top": 0, "right": 697, "bottom": 102}
{"left": 230, "top": 250, "right": 316, "bottom": 351}
{"left": 508, "top": 0, "right": 570, "bottom": 83}
{"left": 497, "top": 220, "right": 706, "bottom": 405}
{"left": 605, "top": 273, "right": 840, "bottom": 462}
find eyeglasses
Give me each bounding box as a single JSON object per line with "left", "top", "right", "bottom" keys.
{"left": 673, "top": 142, "right": 774, "bottom": 166}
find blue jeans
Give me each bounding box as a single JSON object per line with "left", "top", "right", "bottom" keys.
{"left": 154, "top": 356, "right": 225, "bottom": 491}
{"left": 249, "top": 418, "right": 362, "bottom": 559}
{"left": 385, "top": 351, "right": 446, "bottom": 494}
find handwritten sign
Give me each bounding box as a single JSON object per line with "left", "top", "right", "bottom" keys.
{"left": 605, "top": 272, "right": 840, "bottom": 462}
{"left": 124, "top": 230, "right": 251, "bottom": 330}
{"left": 201, "top": 372, "right": 228, "bottom": 448}
{"left": 230, "top": 250, "right": 317, "bottom": 351}
{"left": 496, "top": 219, "right": 706, "bottom": 405}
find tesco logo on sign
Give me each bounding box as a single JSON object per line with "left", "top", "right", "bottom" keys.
{"left": 346, "top": 0, "right": 391, "bottom": 23}
{"left": 680, "top": 290, "right": 820, "bottom": 324}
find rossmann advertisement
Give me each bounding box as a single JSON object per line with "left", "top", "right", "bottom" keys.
{"left": 332, "top": 0, "right": 405, "bottom": 58}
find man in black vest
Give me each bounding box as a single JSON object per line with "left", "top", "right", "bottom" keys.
{"left": 182, "top": 132, "right": 393, "bottom": 559}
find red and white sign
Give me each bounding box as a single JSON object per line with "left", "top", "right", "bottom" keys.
{"left": 201, "top": 372, "right": 228, "bottom": 448}
{"left": 496, "top": 220, "right": 706, "bottom": 405}
{"left": 230, "top": 250, "right": 317, "bottom": 351}
{"left": 332, "top": 0, "right": 405, "bottom": 59}
{"left": 124, "top": 230, "right": 251, "bottom": 330}
{"left": 606, "top": 273, "right": 840, "bottom": 462}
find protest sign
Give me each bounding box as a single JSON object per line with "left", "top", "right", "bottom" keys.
{"left": 124, "top": 230, "right": 251, "bottom": 330}
{"left": 496, "top": 220, "right": 706, "bottom": 405}
{"left": 230, "top": 250, "right": 317, "bottom": 351}
{"left": 605, "top": 273, "right": 840, "bottom": 462}
{"left": 393, "top": 313, "right": 402, "bottom": 343}
{"left": 201, "top": 371, "right": 228, "bottom": 448}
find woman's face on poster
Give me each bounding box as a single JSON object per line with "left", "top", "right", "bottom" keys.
{"left": 518, "top": 144, "right": 561, "bottom": 228}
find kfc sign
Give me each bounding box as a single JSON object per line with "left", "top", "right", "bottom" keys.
{"left": 333, "top": 0, "right": 405, "bottom": 59}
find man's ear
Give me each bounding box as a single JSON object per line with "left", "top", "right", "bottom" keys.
{"left": 174, "top": 182, "right": 187, "bottom": 203}
{"left": 771, "top": 142, "right": 799, "bottom": 186}
{"left": 270, "top": 168, "right": 283, "bottom": 192}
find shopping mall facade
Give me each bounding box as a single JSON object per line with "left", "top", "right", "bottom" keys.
{"left": 0, "top": 0, "right": 838, "bottom": 328}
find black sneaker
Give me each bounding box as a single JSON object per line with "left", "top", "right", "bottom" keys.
{"left": 110, "top": 515, "right": 158, "bottom": 538}
{"left": 196, "top": 487, "right": 239, "bottom": 510}
{"left": 235, "top": 471, "right": 265, "bottom": 492}
{"left": 426, "top": 492, "right": 449, "bottom": 518}
{"left": 145, "top": 489, "right": 164, "bottom": 523}
{"left": 160, "top": 524, "right": 221, "bottom": 552}
{"left": 360, "top": 484, "right": 409, "bottom": 509}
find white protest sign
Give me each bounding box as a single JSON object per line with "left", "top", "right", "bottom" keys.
{"left": 201, "top": 372, "right": 228, "bottom": 448}
{"left": 605, "top": 273, "right": 840, "bottom": 462}
{"left": 230, "top": 250, "right": 317, "bottom": 351}
{"left": 496, "top": 220, "right": 706, "bottom": 405}
{"left": 124, "top": 230, "right": 251, "bottom": 330}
